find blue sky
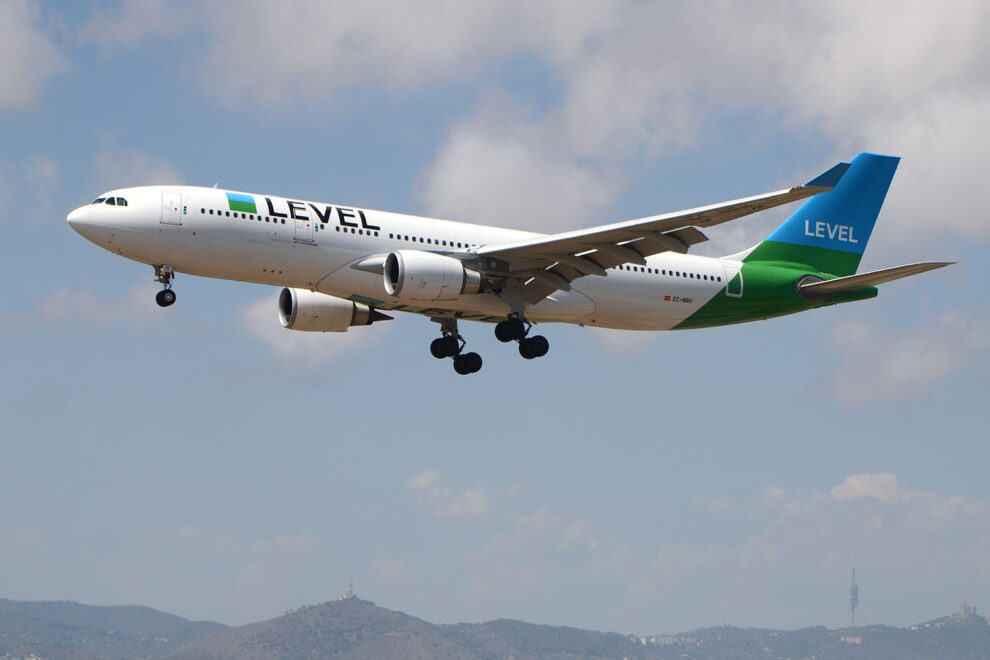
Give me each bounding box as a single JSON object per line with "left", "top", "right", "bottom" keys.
{"left": 1, "top": 0, "right": 988, "bottom": 635}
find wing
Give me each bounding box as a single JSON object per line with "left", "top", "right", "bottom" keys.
{"left": 477, "top": 161, "right": 850, "bottom": 304}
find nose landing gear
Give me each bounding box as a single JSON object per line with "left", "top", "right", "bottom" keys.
{"left": 154, "top": 265, "right": 176, "bottom": 307}
{"left": 430, "top": 317, "right": 482, "bottom": 375}
{"left": 494, "top": 315, "right": 549, "bottom": 360}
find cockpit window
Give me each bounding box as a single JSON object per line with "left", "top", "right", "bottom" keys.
{"left": 105, "top": 197, "right": 117, "bottom": 206}
{"left": 115, "top": 197, "right": 128, "bottom": 206}
{"left": 92, "top": 197, "right": 106, "bottom": 204}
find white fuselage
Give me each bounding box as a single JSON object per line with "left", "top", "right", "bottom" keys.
{"left": 67, "top": 185, "right": 740, "bottom": 330}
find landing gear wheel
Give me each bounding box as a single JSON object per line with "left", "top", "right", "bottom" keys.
{"left": 453, "top": 352, "right": 482, "bottom": 375}
{"left": 431, "top": 317, "right": 481, "bottom": 373}
{"left": 156, "top": 289, "right": 176, "bottom": 307}
{"left": 430, "top": 336, "right": 459, "bottom": 359}
{"left": 519, "top": 336, "right": 549, "bottom": 359}
{"left": 530, "top": 335, "right": 549, "bottom": 357}
{"left": 154, "top": 265, "right": 176, "bottom": 308}
{"left": 495, "top": 317, "right": 526, "bottom": 342}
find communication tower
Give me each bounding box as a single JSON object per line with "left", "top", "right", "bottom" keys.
{"left": 849, "top": 568, "right": 859, "bottom": 627}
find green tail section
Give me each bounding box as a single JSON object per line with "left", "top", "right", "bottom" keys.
{"left": 675, "top": 260, "right": 877, "bottom": 330}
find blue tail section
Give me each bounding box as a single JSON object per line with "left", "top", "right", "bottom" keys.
{"left": 745, "top": 153, "right": 900, "bottom": 276}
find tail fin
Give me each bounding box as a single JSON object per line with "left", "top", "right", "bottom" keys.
{"left": 743, "top": 153, "right": 900, "bottom": 276}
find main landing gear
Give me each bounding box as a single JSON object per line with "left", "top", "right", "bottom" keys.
{"left": 154, "top": 265, "right": 176, "bottom": 307}
{"left": 430, "top": 318, "right": 482, "bottom": 375}
{"left": 494, "top": 315, "right": 549, "bottom": 360}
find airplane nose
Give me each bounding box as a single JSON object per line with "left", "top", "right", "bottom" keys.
{"left": 67, "top": 206, "right": 91, "bottom": 235}
{"left": 67, "top": 205, "right": 103, "bottom": 242}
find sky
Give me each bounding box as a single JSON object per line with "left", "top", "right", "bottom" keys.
{"left": 1, "top": 0, "right": 989, "bottom": 636}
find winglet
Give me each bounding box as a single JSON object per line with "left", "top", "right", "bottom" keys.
{"left": 804, "top": 161, "right": 851, "bottom": 189}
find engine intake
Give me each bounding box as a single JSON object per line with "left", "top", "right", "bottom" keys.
{"left": 384, "top": 250, "right": 489, "bottom": 301}
{"left": 278, "top": 288, "right": 391, "bottom": 332}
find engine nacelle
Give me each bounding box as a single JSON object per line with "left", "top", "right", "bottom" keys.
{"left": 278, "top": 288, "right": 388, "bottom": 332}
{"left": 383, "top": 250, "right": 488, "bottom": 301}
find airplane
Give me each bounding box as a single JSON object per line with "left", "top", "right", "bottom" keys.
{"left": 67, "top": 152, "right": 951, "bottom": 374}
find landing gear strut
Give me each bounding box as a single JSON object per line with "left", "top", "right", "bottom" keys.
{"left": 154, "top": 265, "right": 176, "bottom": 307}
{"left": 430, "top": 317, "right": 482, "bottom": 375}
{"left": 494, "top": 315, "right": 549, "bottom": 360}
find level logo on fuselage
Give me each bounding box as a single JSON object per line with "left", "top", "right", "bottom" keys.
{"left": 225, "top": 192, "right": 381, "bottom": 231}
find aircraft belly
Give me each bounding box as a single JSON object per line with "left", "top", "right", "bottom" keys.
{"left": 528, "top": 289, "right": 595, "bottom": 322}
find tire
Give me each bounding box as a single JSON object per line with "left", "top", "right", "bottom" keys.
{"left": 518, "top": 338, "right": 536, "bottom": 359}
{"left": 156, "top": 290, "right": 176, "bottom": 307}
{"left": 505, "top": 317, "right": 526, "bottom": 340}
{"left": 530, "top": 335, "right": 549, "bottom": 357}
{"left": 430, "top": 338, "right": 447, "bottom": 359}
{"left": 463, "top": 352, "right": 483, "bottom": 373}
{"left": 494, "top": 321, "right": 514, "bottom": 343}
{"left": 453, "top": 355, "right": 472, "bottom": 375}
{"left": 441, "top": 335, "right": 458, "bottom": 356}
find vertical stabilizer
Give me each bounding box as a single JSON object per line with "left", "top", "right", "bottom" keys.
{"left": 743, "top": 153, "right": 899, "bottom": 276}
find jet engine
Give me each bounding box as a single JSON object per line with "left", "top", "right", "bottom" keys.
{"left": 278, "top": 288, "right": 391, "bottom": 332}
{"left": 383, "top": 250, "right": 490, "bottom": 301}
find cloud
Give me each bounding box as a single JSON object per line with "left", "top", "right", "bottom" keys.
{"left": 0, "top": 152, "right": 61, "bottom": 223}
{"left": 80, "top": 2, "right": 990, "bottom": 245}
{"left": 475, "top": 505, "right": 597, "bottom": 562}
{"left": 235, "top": 292, "right": 393, "bottom": 369}
{"left": 679, "top": 473, "right": 990, "bottom": 566}
{"left": 83, "top": 0, "right": 547, "bottom": 105}
{"left": 0, "top": 1, "right": 67, "bottom": 109}
{"left": 92, "top": 141, "right": 184, "bottom": 191}
{"left": 419, "top": 2, "right": 990, "bottom": 241}
{"left": 407, "top": 469, "right": 494, "bottom": 520}
{"left": 831, "top": 473, "right": 924, "bottom": 505}
{"left": 624, "top": 473, "right": 990, "bottom": 628}
{"left": 140, "top": 524, "right": 202, "bottom": 544}
{"left": 826, "top": 311, "right": 989, "bottom": 405}
{"left": 418, "top": 111, "right": 621, "bottom": 231}
{"left": 1, "top": 282, "right": 168, "bottom": 334}
{"left": 80, "top": 0, "right": 193, "bottom": 49}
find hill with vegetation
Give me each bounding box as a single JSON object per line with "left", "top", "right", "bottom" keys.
{"left": 0, "top": 597, "right": 224, "bottom": 659}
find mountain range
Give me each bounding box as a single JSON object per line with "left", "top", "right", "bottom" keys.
{"left": 2, "top": 595, "right": 988, "bottom": 660}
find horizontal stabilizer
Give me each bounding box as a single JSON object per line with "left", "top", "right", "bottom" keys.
{"left": 799, "top": 262, "right": 954, "bottom": 296}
